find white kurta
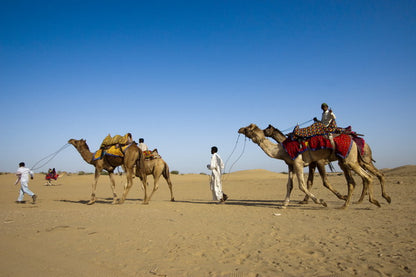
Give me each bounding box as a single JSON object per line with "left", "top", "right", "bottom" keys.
{"left": 321, "top": 110, "right": 336, "bottom": 127}
{"left": 15, "top": 167, "right": 35, "bottom": 201}
{"left": 138, "top": 143, "right": 148, "bottom": 151}
{"left": 207, "top": 153, "right": 225, "bottom": 201}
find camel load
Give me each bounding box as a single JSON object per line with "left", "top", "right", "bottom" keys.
{"left": 100, "top": 133, "right": 132, "bottom": 149}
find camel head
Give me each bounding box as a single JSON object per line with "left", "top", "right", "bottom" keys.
{"left": 238, "top": 123, "right": 266, "bottom": 144}
{"left": 263, "top": 124, "right": 275, "bottom": 137}
{"left": 68, "top": 139, "right": 89, "bottom": 150}
{"left": 263, "top": 124, "right": 286, "bottom": 137}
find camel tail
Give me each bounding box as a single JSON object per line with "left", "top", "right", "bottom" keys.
{"left": 163, "top": 161, "right": 171, "bottom": 180}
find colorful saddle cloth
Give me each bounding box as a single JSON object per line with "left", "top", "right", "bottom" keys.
{"left": 143, "top": 149, "right": 161, "bottom": 160}
{"left": 282, "top": 134, "right": 354, "bottom": 160}
{"left": 93, "top": 144, "right": 133, "bottom": 161}
{"left": 292, "top": 120, "right": 343, "bottom": 139}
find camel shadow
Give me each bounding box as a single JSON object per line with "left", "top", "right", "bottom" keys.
{"left": 174, "top": 199, "right": 283, "bottom": 208}
{"left": 57, "top": 197, "right": 143, "bottom": 205}
{"left": 174, "top": 198, "right": 348, "bottom": 210}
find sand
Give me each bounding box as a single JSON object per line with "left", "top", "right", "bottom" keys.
{"left": 1, "top": 166, "right": 415, "bottom": 277}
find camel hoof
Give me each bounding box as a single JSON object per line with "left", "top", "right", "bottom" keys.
{"left": 142, "top": 202, "right": 149, "bottom": 205}
{"left": 371, "top": 200, "right": 381, "bottom": 207}
{"left": 298, "top": 200, "right": 308, "bottom": 205}
{"left": 384, "top": 195, "right": 392, "bottom": 204}
{"left": 320, "top": 199, "right": 327, "bottom": 207}
{"left": 87, "top": 200, "right": 95, "bottom": 205}
{"left": 171, "top": 198, "right": 175, "bottom": 202}
{"left": 340, "top": 195, "right": 348, "bottom": 200}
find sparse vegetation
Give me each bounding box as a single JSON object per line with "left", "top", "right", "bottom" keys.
{"left": 171, "top": 170, "right": 179, "bottom": 175}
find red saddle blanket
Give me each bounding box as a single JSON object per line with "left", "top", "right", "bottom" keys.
{"left": 282, "top": 134, "right": 354, "bottom": 160}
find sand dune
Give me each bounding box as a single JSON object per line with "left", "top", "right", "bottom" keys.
{"left": 1, "top": 166, "right": 415, "bottom": 276}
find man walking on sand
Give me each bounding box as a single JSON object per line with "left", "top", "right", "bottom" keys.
{"left": 15, "top": 162, "right": 37, "bottom": 204}
{"left": 207, "top": 146, "right": 228, "bottom": 203}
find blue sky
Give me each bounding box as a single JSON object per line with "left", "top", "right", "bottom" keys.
{"left": 1, "top": 1, "right": 415, "bottom": 174}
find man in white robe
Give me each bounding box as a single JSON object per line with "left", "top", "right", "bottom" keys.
{"left": 207, "top": 146, "right": 228, "bottom": 203}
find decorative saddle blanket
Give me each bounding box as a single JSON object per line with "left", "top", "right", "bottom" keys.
{"left": 143, "top": 149, "right": 161, "bottom": 160}
{"left": 282, "top": 134, "right": 354, "bottom": 160}
{"left": 291, "top": 120, "right": 348, "bottom": 139}
{"left": 93, "top": 144, "right": 133, "bottom": 161}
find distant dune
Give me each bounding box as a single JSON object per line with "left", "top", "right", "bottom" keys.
{"left": 382, "top": 165, "right": 416, "bottom": 176}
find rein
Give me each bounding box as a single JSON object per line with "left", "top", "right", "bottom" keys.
{"left": 31, "top": 143, "right": 71, "bottom": 171}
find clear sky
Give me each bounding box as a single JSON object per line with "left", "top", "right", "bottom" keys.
{"left": 1, "top": 1, "right": 415, "bottom": 174}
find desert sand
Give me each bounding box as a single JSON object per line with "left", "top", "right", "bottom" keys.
{"left": 1, "top": 166, "right": 415, "bottom": 277}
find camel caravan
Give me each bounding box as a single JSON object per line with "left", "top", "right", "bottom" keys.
{"left": 68, "top": 103, "right": 389, "bottom": 209}
{"left": 68, "top": 133, "right": 174, "bottom": 205}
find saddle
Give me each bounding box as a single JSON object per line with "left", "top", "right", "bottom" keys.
{"left": 93, "top": 144, "right": 133, "bottom": 161}
{"left": 143, "top": 149, "right": 162, "bottom": 160}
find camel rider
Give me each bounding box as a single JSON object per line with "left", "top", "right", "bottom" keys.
{"left": 313, "top": 103, "right": 336, "bottom": 127}
{"left": 138, "top": 138, "right": 148, "bottom": 152}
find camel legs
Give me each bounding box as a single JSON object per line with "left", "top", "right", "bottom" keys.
{"left": 283, "top": 165, "right": 295, "bottom": 207}
{"left": 300, "top": 161, "right": 347, "bottom": 204}
{"left": 357, "top": 162, "right": 391, "bottom": 204}
{"left": 118, "top": 167, "right": 143, "bottom": 204}
{"left": 145, "top": 174, "right": 161, "bottom": 204}
{"left": 88, "top": 169, "right": 101, "bottom": 205}
{"left": 338, "top": 159, "right": 380, "bottom": 209}
{"left": 108, "top": 172, "right": 118, "bottom": 204}
{"left": 163, "top": 170, "right": 175, "bottom": 202}
{"left": 283, "top": 160, "right": 327, "bottom": 208}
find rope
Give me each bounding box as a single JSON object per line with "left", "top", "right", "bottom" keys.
{"left": 281, "top": 119, "right": 314, "bottom": 133}
{"left": 31, "top": 143, "right": 71, "bottom": 171}
{"left": 221, "top": 135, "right": 247, "bottom": 183}
{"left": 223, "top": 134, "right": 241, "bottom": 174}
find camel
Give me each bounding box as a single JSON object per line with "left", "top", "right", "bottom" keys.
{"left": 263, "top": 124, "right": 391, "bottom": 204}
{"left": 262, "top": 124, "right": 347, "bottom": 203}
{"left": 238, "top": 124, "right": 381, "bottom": 209}
{"left": 68, "top": 139, "right": 146, "bottom": 205}
{"left": 118, "top": 149, "right": 175, "bottom": 204}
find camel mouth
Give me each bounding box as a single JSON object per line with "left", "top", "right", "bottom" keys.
{"left": 238, "top": 127, "right": 246, "bottom": 134}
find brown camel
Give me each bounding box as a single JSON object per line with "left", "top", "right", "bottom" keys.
{"left": 263, "top": 124, "right": 391, "bottom": 204}
{"left": 238, "top": 124, "right": 381, "bottom": 209}
{"left": 68, "top": 139, "right": 147, "bottom": 204}
{"left": 118, "top": 149, "right": 175, "bottom": 204}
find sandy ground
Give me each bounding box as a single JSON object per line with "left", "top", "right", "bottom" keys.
{"left": 1, "top": 166, "right": 415, "bottom": 277}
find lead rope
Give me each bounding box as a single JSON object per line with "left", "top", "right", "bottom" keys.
{"left": 221, "top": 135, "right": 247, "bottom": 183}
{"left": 31, "top": 143, "right": 71, "bottom": 171}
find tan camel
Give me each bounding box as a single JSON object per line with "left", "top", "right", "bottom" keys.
{"left": 238, "top": 124, "right": 381, "bottom": 209}
{"left": 263, "top": 124, "right": 391, "bottom": 204}
{"left": 68, "top": 139, "right": 147, "bottom": 205}
{"left": 118, "top": 149, "right": 175, "bottom": 204}
{"left": 263, "top": 124, "right": 347, "bottom": 202}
